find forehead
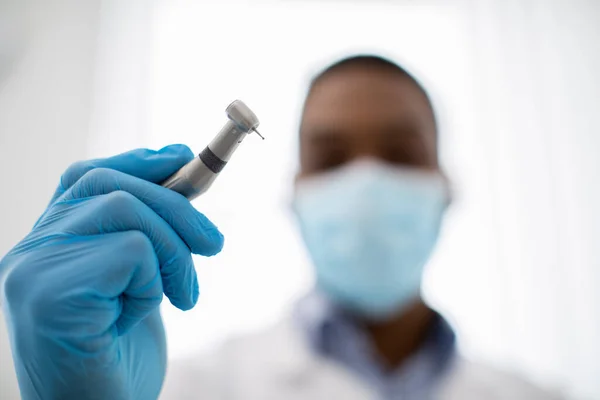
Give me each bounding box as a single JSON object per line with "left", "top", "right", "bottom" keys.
{"left": 301, "top": 67, "right": 435, "bottom": 134}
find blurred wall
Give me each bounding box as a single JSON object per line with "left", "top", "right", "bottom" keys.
{"left": 0, "top": 1, "right": 102, "bottom": 398}
{"left": 145, "top": 2, "right": 600, "bottom": 399}
{"left": 0, "top": 1, "right": 599, "bottom": 399}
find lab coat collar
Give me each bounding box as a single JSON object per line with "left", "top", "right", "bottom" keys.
{"left": 266, "top": 314, "right": 321, "bottom": 381}
{"left": 264, "top": 315, "right": 376, "bottom": 398}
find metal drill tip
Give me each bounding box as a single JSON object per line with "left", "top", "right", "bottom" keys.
{"left": 253, "top": 128, "right": 265, "bottom": 140}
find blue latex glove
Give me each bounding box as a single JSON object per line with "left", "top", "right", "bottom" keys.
{"left": 0, "top": 145, "right": 224, "bottom": 400}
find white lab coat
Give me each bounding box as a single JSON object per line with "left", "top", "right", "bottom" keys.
{"left": 161, "top": 316, "right": 561, "bottom": 400}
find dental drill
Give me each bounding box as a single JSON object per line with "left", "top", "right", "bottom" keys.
{"left": 161, "top": 100, "right": 262, "bottom": 200}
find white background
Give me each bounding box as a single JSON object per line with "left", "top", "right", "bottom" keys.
{"left": 1, "top": 1, "right": 599, "bottom": 399}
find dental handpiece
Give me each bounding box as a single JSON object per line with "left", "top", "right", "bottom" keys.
{"left": 161, "top": 100, "right": 262, "bottom": 200}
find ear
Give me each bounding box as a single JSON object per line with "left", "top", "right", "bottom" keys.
{"left": 293, "top": 171, "right": 304, "bottom": 185}
{"left": 440, "top": 170, "right": 454, "bottom": 209}
{"left": 288, "top": 173, "right": 302, "bottom": 218}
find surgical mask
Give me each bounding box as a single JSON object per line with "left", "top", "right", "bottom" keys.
{"left": 292, "top": 159, "right": 449, "bottom": 320}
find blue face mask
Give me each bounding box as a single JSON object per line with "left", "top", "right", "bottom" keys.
{"left": 292, "top": 160, "right": 449, "bottom": 320}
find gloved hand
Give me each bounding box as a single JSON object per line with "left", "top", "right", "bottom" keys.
{"left": 0, "top": 144, "right": 224, "bottom": 400}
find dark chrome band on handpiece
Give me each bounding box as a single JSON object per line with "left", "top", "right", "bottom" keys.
{"left": 199, "top": 147, "right": 227, "bottom": 173}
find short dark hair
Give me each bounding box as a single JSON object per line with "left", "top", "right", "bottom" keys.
{"left": 307, "top": 54, "right": 437, "bottom": 132}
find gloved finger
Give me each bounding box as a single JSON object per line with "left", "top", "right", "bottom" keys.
{"left": 51, "top": 191, "right": 199, "bottom": 311}
{"left": 54, "top": 167, "right": 224, "bottom": 257}
{"left": 46, "top": 144, "right": 194, "bottom": 211}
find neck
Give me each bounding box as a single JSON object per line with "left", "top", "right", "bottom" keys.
{"left": 361, "top": 300, "right": 436, "bottom": 370}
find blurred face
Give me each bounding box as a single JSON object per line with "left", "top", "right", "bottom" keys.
{"left": 299, "top": 66, "right": 438, "bottom": 178}
{"left": 293, "top": 65, "right": 448, "bottom": 319}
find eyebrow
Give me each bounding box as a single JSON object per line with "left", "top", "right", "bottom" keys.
{"left": 303, "top": 121, "right": 431, "bottom": 141}
{"left": 301, "top": 129, "right": 346, "bottom": 145}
